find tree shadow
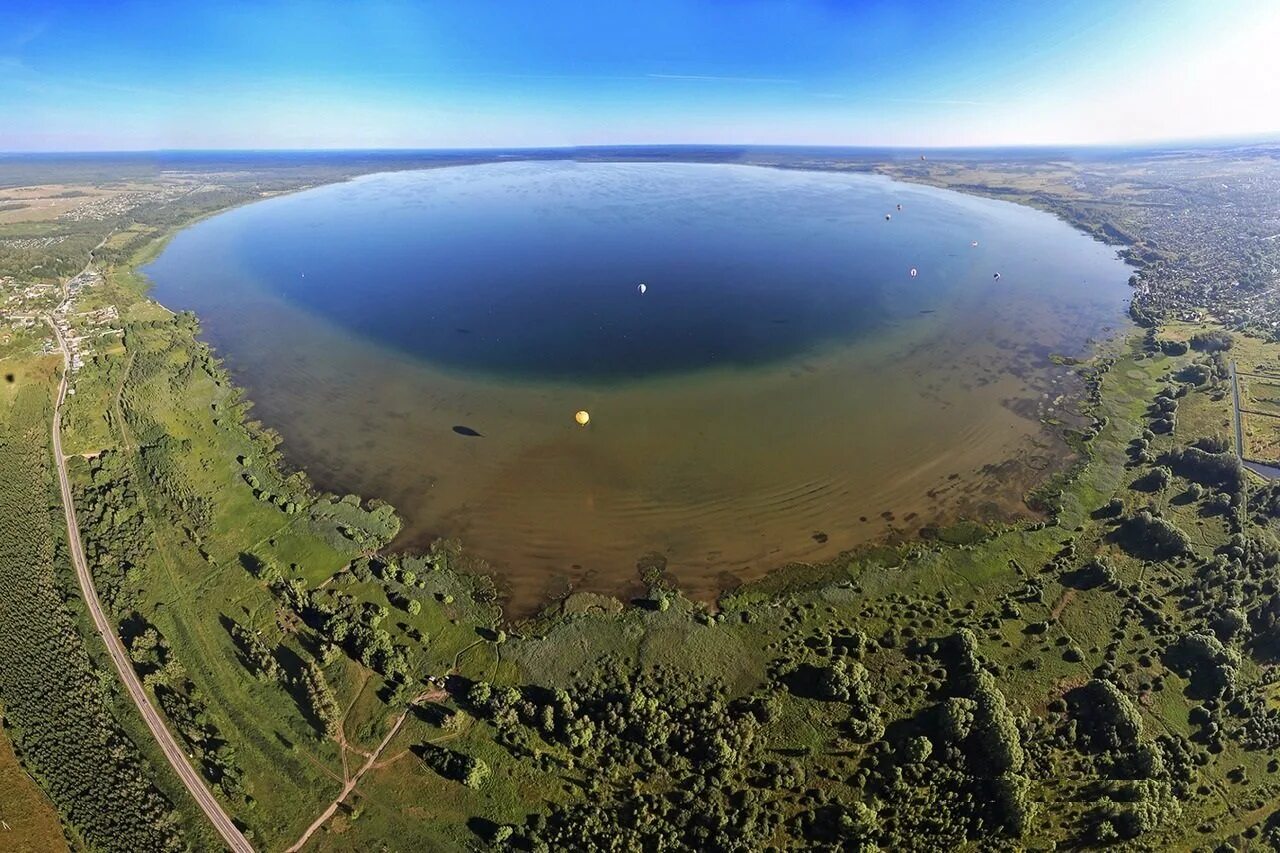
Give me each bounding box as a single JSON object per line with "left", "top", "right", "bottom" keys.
{"left": 466, "top": 816, "right": 501, "bottom": 843}
{"left": 238, "top": 551, "right": 265, "bottom": 577}
{"left": 1060, "top": 564, "right": 1110, "bottom": 591}
{"left": 118, "top": 611, "right": 152, "bottom": 647}
{"left": 411, "top": 701, "right": 453, "bottom": 726}
{"left": 779, "top": 664, "right": 834, "bottom": 701}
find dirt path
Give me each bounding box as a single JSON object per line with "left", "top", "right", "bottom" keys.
{"left": 286, "top": 688, "right": 446, "bottom": 852}
{"left": 47, "top": 307, "right": 254, "bottom": 852}
{"left": 1049, "top": 588, "right": 1077, "bottom": 621}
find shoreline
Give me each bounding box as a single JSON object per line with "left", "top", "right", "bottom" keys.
{"left": 120, "top": 158, "right": 1137, "bottom": 621}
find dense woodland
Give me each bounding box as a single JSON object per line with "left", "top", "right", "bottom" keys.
{"left": 0, "top": 371, "right": 181, "bottom": 851}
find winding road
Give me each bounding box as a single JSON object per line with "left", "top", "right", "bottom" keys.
{"left": 46, "top": 307, "right": 254, "bottom": 852}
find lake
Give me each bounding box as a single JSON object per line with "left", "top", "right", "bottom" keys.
{"left": 144, "top": 161, "right": 1131, "bottom": 613}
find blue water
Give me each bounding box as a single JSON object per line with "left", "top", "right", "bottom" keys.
{"left": 145, "top": 162, "right": 1123, "bottom": 383}
{"left": 143, "top": 162, "right": 1135, "bottom": 609}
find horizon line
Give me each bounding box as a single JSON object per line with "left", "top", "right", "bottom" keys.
{"left": 3, "top": 132, "right": 1280, "bottom": 158}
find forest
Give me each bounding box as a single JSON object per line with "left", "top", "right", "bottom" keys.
{"left": 0, "top": 361, "right": 184, "bottom": 851}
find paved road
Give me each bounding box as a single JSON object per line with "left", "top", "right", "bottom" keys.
{"left": 1232, "top": 361, "right": 1246, "bottom": 458}
{"left": 46, "top": 313, "right": 255, "bottom": 853}
{"left": 1229, "top": 360, "right": 1280, "bottom": 480}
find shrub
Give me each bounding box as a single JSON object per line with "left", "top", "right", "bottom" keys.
{"left": 1069, "top": 679, "right": 1143, "bottom": 750}
{"left": 1119, "top": 511, "right": 1190, "bottom": 559}
{"left": 1190, "top": 330, "right": 1234, "bottom": 353}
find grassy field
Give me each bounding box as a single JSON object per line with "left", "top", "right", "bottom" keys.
{"left": 66, "top": 296, "right": 395, "bottom": 847}
{"left": 0, "top": 721, "right": 69, "bottom": 853}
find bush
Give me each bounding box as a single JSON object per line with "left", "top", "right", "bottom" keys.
{"left": 1164, "top": 445, "right": 1245, "bottom": 493}
{"left": 1190, "top": 330, "right": 1234, "bottom": 353}
{"left": 1166, "top": 632, "right": 1238, "bottom": 698}
{"left": 1131, "top": 466, "right": 1171, "bottom": 493}
{"left": 1069, "top": 679, "right": 1143, "bottom": 750}
{"left": 1118, "top": 511, "right": 1190, "bottom": 559}
{"left": 1177, "top": 364, "right": 1212, "bottom": 385}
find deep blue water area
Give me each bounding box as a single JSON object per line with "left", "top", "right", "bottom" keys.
{"left": 146, "top": 162, "right": 1126, "bottom": 383}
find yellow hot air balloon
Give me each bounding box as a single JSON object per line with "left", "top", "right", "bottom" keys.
{"left": 575, "top": 410, "right": 590, "bottom": 426}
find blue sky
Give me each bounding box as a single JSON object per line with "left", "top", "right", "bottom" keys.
{"left": 3, "top": 0, "right": 1278, "bottom": 150}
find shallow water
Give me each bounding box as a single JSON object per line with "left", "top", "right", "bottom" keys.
{"left": 145, "top": 162, "right": 1131, "bottom": 613}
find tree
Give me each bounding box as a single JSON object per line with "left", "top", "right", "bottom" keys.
{"left": 994, "top": 772, "right": 1035, "bottom": 837}
{"left": 1132, "top": 466, "right": 1171, "bottom": 493}
{"left": 971, "top": 671, "right": 1024, "bottom": 774}
{"left": 462, "top": 756, "right": 490, "bottom": 788}
{"left": 1190, "top": 330, "right": 1233, "bottom": 353}
{"left": 349, "top": 556, "right": 374, "bottom": 582}
{"left": 938, "top": 697, "right": 976, "bottom": 743}
{"left": 1070, "top": 679, "right": 1142, "bottom": 750}
{"left": 299, "top": 660, "right": 341, "bottom": 738}
{"left": 228, "top": 621, "right": 280, "bottom": 682}
{"left": 835, "top": 801, "right": 878, "bottom": 848}
{"left": 1106, "top": 779, "right": 1182, "bottom": 839}
{"left": 419, "top": 744, "right": 489, "bottom": 788}
{"left": 468, "top": 681, "right": 493, "bottom": 706}
{"left": 1120, "top": 511, "right": 1190, "bottom": 560}
{"left": 905, "top": 735, "right": 932, "bottom": 763}
{"left": 1167, "top": 632, "right": 1238, "bottom": 698}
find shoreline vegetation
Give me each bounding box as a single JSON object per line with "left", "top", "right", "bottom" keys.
{"left": 5, "top": 146, "right": 1280, "bottom": 849}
